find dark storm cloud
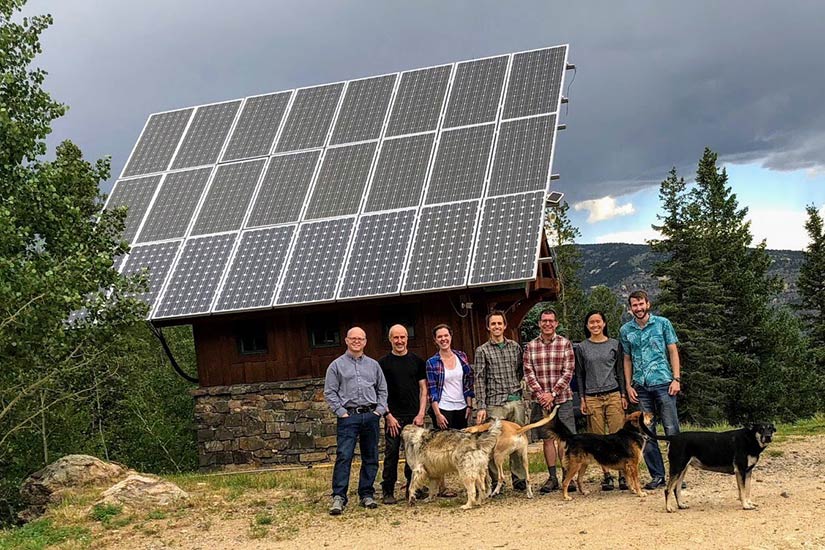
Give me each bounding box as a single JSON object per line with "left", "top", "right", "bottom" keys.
{"left": 23, "top": 0, "right": 825, "bottom": 199}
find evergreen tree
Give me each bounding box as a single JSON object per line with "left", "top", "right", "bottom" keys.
{"left": 797, "top": 205, "right": 825, "bottom": 367}
{"left": 522, "top": 201, "right": 585, "bottom": 341}
{"left": 649, "top": 148, "right": 803, "bottom": 424}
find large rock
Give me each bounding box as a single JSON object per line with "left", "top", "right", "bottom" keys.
{"left": 19, "top": 454, "right": 128, "bottom": 522}
{"left": 98, "top": 474, "right": 188, "bottom": 508}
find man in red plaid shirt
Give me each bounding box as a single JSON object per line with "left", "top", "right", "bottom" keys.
{"left": 523, "top": 307, "right": 577, "bottom": 493}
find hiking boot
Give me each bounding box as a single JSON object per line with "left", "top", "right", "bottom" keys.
{"left": 329, "top": 495, "right": 345, "bottom": 515}
{"left": 382, "top": 493, "right": 397, "bottom": 505}
{"left": 360, "top": 496, "right": 378, "bottom": 509}
{"left": 540, "top": 476, "right": 560, "bottom": 493}
{"left": 618, "top": 475, "right": 629, "bottom": 491}
{"left": 601, "top": 473, "right": 615, "bottom": 491}
{"left": 644, "top": 477, "right": 666, "bottom": 490}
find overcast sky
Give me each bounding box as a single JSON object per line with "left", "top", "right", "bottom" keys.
{"left": 21, "top": 0, "right": 825, "bottom": 249}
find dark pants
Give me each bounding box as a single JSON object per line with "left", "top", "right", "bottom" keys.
{"left": 332, "top": 411, "right": 380, "bottom": 504}
{"left": 429, "top": 407, "right": 468, "bottom": 430}
{"left": 381, "top": 414, "right": 415, "bottom": 496}
{"left": 635, "top": 383, "right": 680, "bottom": 480}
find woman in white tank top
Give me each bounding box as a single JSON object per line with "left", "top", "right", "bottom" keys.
{"left": 424, "top": 323, "right": 474, "bottom": 431}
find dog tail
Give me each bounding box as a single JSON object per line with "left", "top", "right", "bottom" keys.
{"left": 514, "top": 405, "right": 560, "bottom": 435}
{"left": 639, "top": 414, "right": 671, "bottom": 441}
{"left": 476, "top": 418, "right": 503, "bottom": 455}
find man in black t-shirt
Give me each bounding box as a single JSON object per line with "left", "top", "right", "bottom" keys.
{"left": 378, "top": 324, "right": 428, "bottom": 504}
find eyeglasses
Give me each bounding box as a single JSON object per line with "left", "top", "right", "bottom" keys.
{"left": 539, "top": 319, "right": 557, "bottom": 324}
{"left": 347, "top": 337, "right": 366, "bottom": 342}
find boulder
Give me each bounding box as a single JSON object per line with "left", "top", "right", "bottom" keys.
{"left": 98, "top": 474, "right": 188, "bottom": 508}
{"left": 19, "top": 454, "right": 128, "bottom": 522}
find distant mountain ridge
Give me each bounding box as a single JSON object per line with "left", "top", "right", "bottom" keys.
{"left": 577, "top": 243, "right": 803, "bottom": 306}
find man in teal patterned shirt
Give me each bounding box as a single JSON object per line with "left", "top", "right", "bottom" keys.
{"left": 620, "top": 290, "right": 682, "bottom": 490}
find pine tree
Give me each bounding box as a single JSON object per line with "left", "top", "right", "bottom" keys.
{"left": 546, "top": 201, "right": 585, "bottom": 341}
{"left": 797, "top": 205, "right": 825, "bottom": 366}
{"left": 649, "top": 148, "right": 800, "bottom": 423}
{"left": 585, "top": 285, "right": 625, "bottom": 338}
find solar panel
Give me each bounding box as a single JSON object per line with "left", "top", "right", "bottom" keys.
{"left": 122, "top": 109, "right": 192, "bottom": 177}
{"left": 364, "top": 133, "right": 435, "bottom": 212}
{"left": 171, "top": 101, "right": 241, "bottom": 170}
{"left": 386, "top": 65, "right": 452, "bottom": 137}
{"left": 190, "top": 159, "right": 265, "bottom": 235}
{"left": 246, "top": 151, "right": 321, "bottom": 228}
{"left": 443, "top": 56, "right": 508, "bottom": 128}
{"left": 274, "top": 83, "right": 344, "bottom": 152}
{"left": 330, "top": 74, "right": 397, "bottom": 145}
{"left": 214, "top": 225, "right": 295, "bottom": 311}
{"left": 276, "top": 218, "right": 354, "bottom": 306}
{"left": 222, "top": 92, "right": 291, "bottom": 162}
{"left": 120, "top": 241, "right": 181, "bottom": 307}
{"left": 503, "top": 46, "right": 566, "bottom": 120}
{"left": 120, "top": 45, "right": 569, "bottom": 320}
{"left": 425, "top": 124, "right": 495, "bottom": 204}
{"left": 153, "top": 234, "right": 236, "bottom": 318}
{"left": 303, "top": 142, "right": 377, "bottom": 220}
{"left": 403, "top": 201, "right": 479, "bottom": 292}
{"left": 136, "top": 167, "right": 212, "bottom": 243}
{"left": 105, "top": 175, "right": 161, "bottom": 243}
{"left": 338, "top": 209, "right": 416, "bottom": 299}
{"left": 469, "top": 191, "right": 545, "bottom": 285}
{"left": 487, "top": 114, "right": 556, "bottom": 197}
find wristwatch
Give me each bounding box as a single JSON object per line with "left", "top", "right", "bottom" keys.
{"left": 550, "top": 390, "right": 558, "bottom": 398}
{"left": 673, "top": 377, "right": 681, "bottom": 383}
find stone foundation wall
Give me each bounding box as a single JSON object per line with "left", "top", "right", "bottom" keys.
{"left": 193, "top": 379, "right": 345, "bottom": 470}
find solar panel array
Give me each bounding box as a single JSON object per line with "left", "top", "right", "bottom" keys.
{"left": 107, "top": 45, "right": 569, "bottom": 320}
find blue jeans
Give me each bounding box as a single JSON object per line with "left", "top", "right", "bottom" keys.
{"left": 332, "top": 412, "right": 380, "bottom": 503}
{"left": 635, "top": 383, "right": 680, "bottom": 480}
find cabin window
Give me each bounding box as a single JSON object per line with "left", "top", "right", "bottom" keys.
{"left": 236, "top": 322, "right": 268, "bottom": 355}
{"left": 308, "top": 315, "right": 341, "bottom": 348}
{"left": 381, "top": 306, "right": 417, "bottom": 339}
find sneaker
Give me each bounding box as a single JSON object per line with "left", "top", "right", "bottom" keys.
{"left": 539, "top": 476, "right": 560, "bottom": 493}
{"left": 360, "top": 496, "right": 378, "bottom": 509}
{"left": 618, "top": 475, "right": 629, "bottom": 491}
{"left": 329, "top": 495, "right": 345, "bottom": 515}
{"left": 382, "top": 493, "right": 397, "bottom": 505}
{"left": 601, "top": 473, "right": 615, "bottom": 491}
{"left": 644, "top": 477, "right": 666, "bottom": 490}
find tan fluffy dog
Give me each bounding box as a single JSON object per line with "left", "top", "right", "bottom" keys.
{"left": 402, "top": 419, "right": 502, "bottom": 509}
{"left": 463, "top": 405, "right": 560, "bottom": 499}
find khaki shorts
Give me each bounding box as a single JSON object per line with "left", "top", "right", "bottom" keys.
{"left": 530, "top": 400, "right": 575, "bottom": 440}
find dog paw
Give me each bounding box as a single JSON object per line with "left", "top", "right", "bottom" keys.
{"left": 638, "top": 491, "right": 647, "bottom": 498}
{"left": 460, "top": 503, "right": 473, "bottom": 510}
{"left": 579, "top": 489, "right": 590, "bottom": 497}
{"left": 743, "top": 502, "right": 756, "bottom": 510}
{"left": 678, "top": 502, "right": 689, "bottom": 509}
{"left": 666, "top": 506, "right": 677, "bottom": 513}
{"left": 563, "top": 495, "right": 573, "bottom": 501}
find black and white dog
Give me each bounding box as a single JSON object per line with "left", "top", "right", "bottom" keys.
{"left": 641, "top": 416, "right": 775, "bottom": 511}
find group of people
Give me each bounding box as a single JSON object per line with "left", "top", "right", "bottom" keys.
{"left": 323, "top": 289, "right": 682, "bottom": 516}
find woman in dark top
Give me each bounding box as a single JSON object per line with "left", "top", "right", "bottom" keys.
{"left": 575, "top": 310, "right": 628, "bottom": 491}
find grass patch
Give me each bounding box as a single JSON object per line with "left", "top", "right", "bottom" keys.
{"left": 146, "top": 509, "right": 167, "bottom": 520}
{"left": 89, "top": 503, "right": 122, "bottom": 524}
{"left": 254, "top": 512, "right": 273, "bottom": 525}
{"left": 0, "top": 519, "right": 90, "bottom": 550}
{"left": 767, "top": 449, "right": 785, "bottom": 457}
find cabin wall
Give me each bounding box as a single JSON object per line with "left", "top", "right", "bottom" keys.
{"left": 189, "top": 288, "right": 544, "bottom": 470}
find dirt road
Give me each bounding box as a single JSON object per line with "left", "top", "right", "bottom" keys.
{"left": 98, "top": 434, "right": 825, "bottom": 549}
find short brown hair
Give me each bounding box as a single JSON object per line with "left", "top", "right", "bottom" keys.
{"left": 431, "top": 323, "right": 453, "bottom": 338}
{"left": 627, "top": 290, "right": 649, "bottom": 305}
{"left": 485, "top": 310, "right": 507, "bottom": 328}
{"left": 539, "top": 307, "right": 558, "bottom": 320}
